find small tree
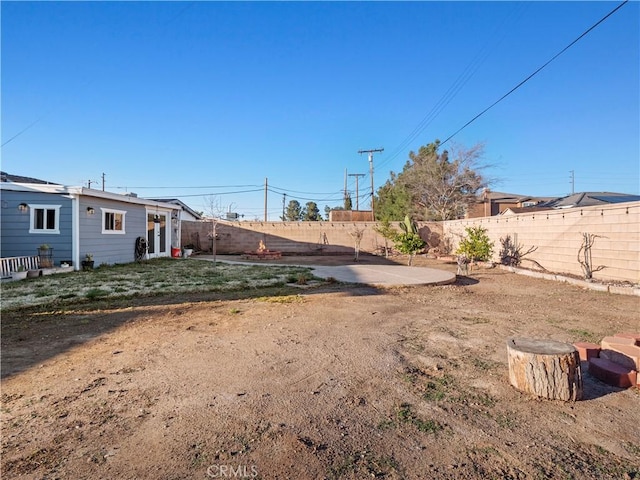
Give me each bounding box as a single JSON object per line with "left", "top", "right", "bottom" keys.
{"left": 203, "top": 195, "right": 224, "bottom": 267}
{"left": 499, "top": 235, "right": 537, "bottom": 267}
{"left": 302, "top": 201, "right": 322, "bottom": 221}
{"left": 284, "top": 200, "right": 302, "bottom": 221}
{"left": 373, "top": 218, "right": 397, "bottom": 258}
{"left": 349, "top": 227, "right": 365, "bottom": 262}
{"left": 393, "top": 215, "right": 426, "bottom": 266}
{"left": 344, "top": 193, "right": 353, "bottom": 211}
{"left": 456, "top": 226, "right": 494, "bottom": 262}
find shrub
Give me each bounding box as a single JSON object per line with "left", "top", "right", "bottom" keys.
{"left": 456, "top": 226, "right": 494, "bottom": 262}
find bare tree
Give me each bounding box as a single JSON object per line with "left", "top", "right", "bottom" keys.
{"left": 349, "top": 227, "right": 365, "bottom": 262}
{"left": 499, "top": 235, "right": 538, "bottom": 267}
{"left": 203, "top": 195, "right": 224, "bottom": 267}
{"left": 578, "top": 233, "right": 606, "bottom": 280}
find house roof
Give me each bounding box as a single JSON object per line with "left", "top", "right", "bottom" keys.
{"left": 1, "top": 171, "right": 59, "bottom": 184}
{"left": 539, "top": 192, "right": 640, "bottom": 208}
{"left": 147, "top": 198, "right": 202, "bottom": 220}
{"left": 475, "top": 190, "right": 553, "bottom": 204}
{"left": 0, "top": 182, "right": 179, "bottom": 210}
{"left": 500, "top": 206, "right": 554, "bottom": 215}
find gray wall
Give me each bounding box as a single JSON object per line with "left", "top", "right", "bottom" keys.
{"left": 78, "top": 197, "right": 149, "bottom": 266}
{"left": 0, "top": 190, "right": 73, "bottom": 264}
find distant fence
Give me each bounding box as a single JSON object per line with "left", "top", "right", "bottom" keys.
{"left": 180, "top": 220, "right": 442, "bottom": 257}
{"left": 181, "top": 201, "right": 639, "bottom": 284}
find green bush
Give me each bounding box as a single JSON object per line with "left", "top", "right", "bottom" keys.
{"left": 456, "top": 226, "right": 494, "bottom": 261}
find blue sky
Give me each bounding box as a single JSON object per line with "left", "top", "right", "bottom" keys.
{"left": 2, "top": 1, "right": 638, "bottom": 220}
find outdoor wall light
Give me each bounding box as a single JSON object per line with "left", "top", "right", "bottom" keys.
{"left": 87, "top": 207, "right": 95, "bottom": 215}
{"left": 18, "top": 203, "right": 29, "bottom": 212}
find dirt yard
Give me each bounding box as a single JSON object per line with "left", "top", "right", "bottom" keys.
{"left": 2, "top": 255, "right": 639, "bottom": 479}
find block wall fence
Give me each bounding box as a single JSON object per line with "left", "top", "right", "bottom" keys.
{"left": 181, "top": 201, "right": 639, "bottom": 284}
{"left": 180, "top": 220, "right": 443, "bottom": 258}
{"left": 442, "top": 201, "right": 639, "bottom": 284}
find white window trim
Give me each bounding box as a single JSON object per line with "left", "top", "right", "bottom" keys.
{"left": 28, "top": 204, "right": 61, "bottom": 234}
{"left": 101, "top": 208, "right": 127, "bottom": 235}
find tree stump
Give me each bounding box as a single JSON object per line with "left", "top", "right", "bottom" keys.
{"left": 506, "top": 338, "right": 583, "bottom": 401}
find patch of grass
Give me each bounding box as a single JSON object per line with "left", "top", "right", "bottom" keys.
{"left": 256, "top": 295, "right": 304, "bottom": 304}
{"left": 327, "top": 451, "right": 401, "bottom": 479}
{"left": 34, "top": 289, "right": 56, "bottom": 298}
{"left": 461, "top": 316, "right": 490, "bottom": 324}
{"left": 85, "top": 288, "right": 110, "bottom": 299}
{"left": 1, "top": 259, "right": 314, "bottom": 311}
{"left": 471, "top": 357, "right": 499, "bottom": 371}
{"left": 567, "top": 328, "right": 599, "bottom": 343}
{"left": 495, "top": 412, "right": 517, "bottom": 429}
{"left": 396, "top": 403, "right": 443, "bottom": 434}
{"left": 423, "top": 381, "right": 447, "bottom": 402}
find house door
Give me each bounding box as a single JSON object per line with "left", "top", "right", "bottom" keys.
{"left": 147, "top": 213, "right": 168, "bottom": 258}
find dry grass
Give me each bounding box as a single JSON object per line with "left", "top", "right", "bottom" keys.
{"left": 0, "top": 258, "right": 314, "bottom": 311}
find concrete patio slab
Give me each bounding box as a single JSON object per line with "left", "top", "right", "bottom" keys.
{"left": 309, "top": 264, "right": 456, "bottom": 286}
{"left": 205, "top": 256, "right": 456, "bottom": 287}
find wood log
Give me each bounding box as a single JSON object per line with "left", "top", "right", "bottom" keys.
{"left": 507, "top": 338, "right": 583, "bottom": 401}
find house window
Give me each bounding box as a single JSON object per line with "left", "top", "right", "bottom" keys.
{"left": 101, "top": 208, "right": 126, "bottom": 234}
{"left": 29, "top": 204, "right": 61, "bottom": 234}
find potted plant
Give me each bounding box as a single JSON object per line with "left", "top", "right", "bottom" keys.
{"left": 12, "top": 265, "right": 28, "bottom": 280}
{"left": 81, "top": 253, "right": 95, "bottom": 270}
{"left": 183, "top": 244, "right": 194, "bottom": 258}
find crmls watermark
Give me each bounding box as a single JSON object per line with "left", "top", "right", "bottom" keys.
{"left": 206, "top": 464, "right": 258, "bottom": 478}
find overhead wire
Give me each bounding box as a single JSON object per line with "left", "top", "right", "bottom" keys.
{"left": 376, "top": 2, "right": 529, "bottom": 174}
{"left": 438, "top": 0, "right": 629, "bottom": 147}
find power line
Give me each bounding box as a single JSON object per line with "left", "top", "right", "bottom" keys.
{"left": 439, "top": 0, "right": 628, "bottom": 147}
{"left": 115, "top": 184, "right": 262, "bottom": 190}
{"left": 376, "top": 3, "right": 529, "bottom": 173}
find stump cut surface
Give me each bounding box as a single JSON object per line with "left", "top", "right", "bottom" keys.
{"left": 507, "top": 337, "right": 583, "bottom": 401}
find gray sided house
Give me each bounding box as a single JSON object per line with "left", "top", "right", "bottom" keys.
{"left": 1, "top": 183, "right": 180, "bottom": 270}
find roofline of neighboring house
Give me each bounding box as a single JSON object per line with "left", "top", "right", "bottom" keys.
{"left": 0, "top": 183, "right": 178, "bottom": 210}
{"left": 146, "top": 198, "right": 202, "bottom": 220}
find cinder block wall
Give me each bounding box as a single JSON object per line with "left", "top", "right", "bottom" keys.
{"left": 181, "top": 202, "right": 639, "bottom": 283}
{"left": 180, "top": 220, "right": 442, "bottom": 257}
{"left": 442, "top": 201, "right": 639, "bottom": 283}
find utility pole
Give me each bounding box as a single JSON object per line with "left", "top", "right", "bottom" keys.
{"left": 264, "top": 177, "right": 268, "bottom": 221}
{"left": 569, "top": 170, "right": 575, "bottom": 194}
{"left": 344, "top": 168, "right": 348, "bottom": 205}
{"left": 87, "top": 179, "right": 93, "bottom": 189}
{"left": 101, "top": 173, "right": 106, "bottom": 191}
{"left": 282, "top": 193, "right": 287, "bottom": 220}
{"left": 358, "top": 148, "right": 384, "bottom": 219}
{"left": 348, "top": 173, "right": 365, "bottom": 210}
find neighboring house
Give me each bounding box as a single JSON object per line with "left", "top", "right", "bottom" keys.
{"left": 500, "top": 206, "right": 553, "bottom": 215}
{"left": 147, "top": 198, "right": 202, "bottom": 221}
{"left": 537, "top": 192, "right": 640, "bottom": 209}
{"left": 1, "top": 182, "right": 180, "bottom": 270}
{"left": 466, "top": 190, "right": 552, "bottom": 218}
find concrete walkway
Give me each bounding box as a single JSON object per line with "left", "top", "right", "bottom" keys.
{"left": 309, "top": 264, "right": 456, "bottom": 286}
{"left": 204, "top": 257, "right": 456, "bottom": 287}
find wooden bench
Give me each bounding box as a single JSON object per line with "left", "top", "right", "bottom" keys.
{"left": 1, "top": 255, "right": 40, "bottom": 278}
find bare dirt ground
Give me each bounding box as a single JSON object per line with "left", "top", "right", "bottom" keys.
{"left": 2, "top": 255, "right": 639, "bottom": 479}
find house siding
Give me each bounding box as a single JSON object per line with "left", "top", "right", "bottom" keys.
{"left": 0, "top": 190, "right": 73, "bottom": 263}
{"left": 78, "top": 197, "right": 148, "bottom": 266}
